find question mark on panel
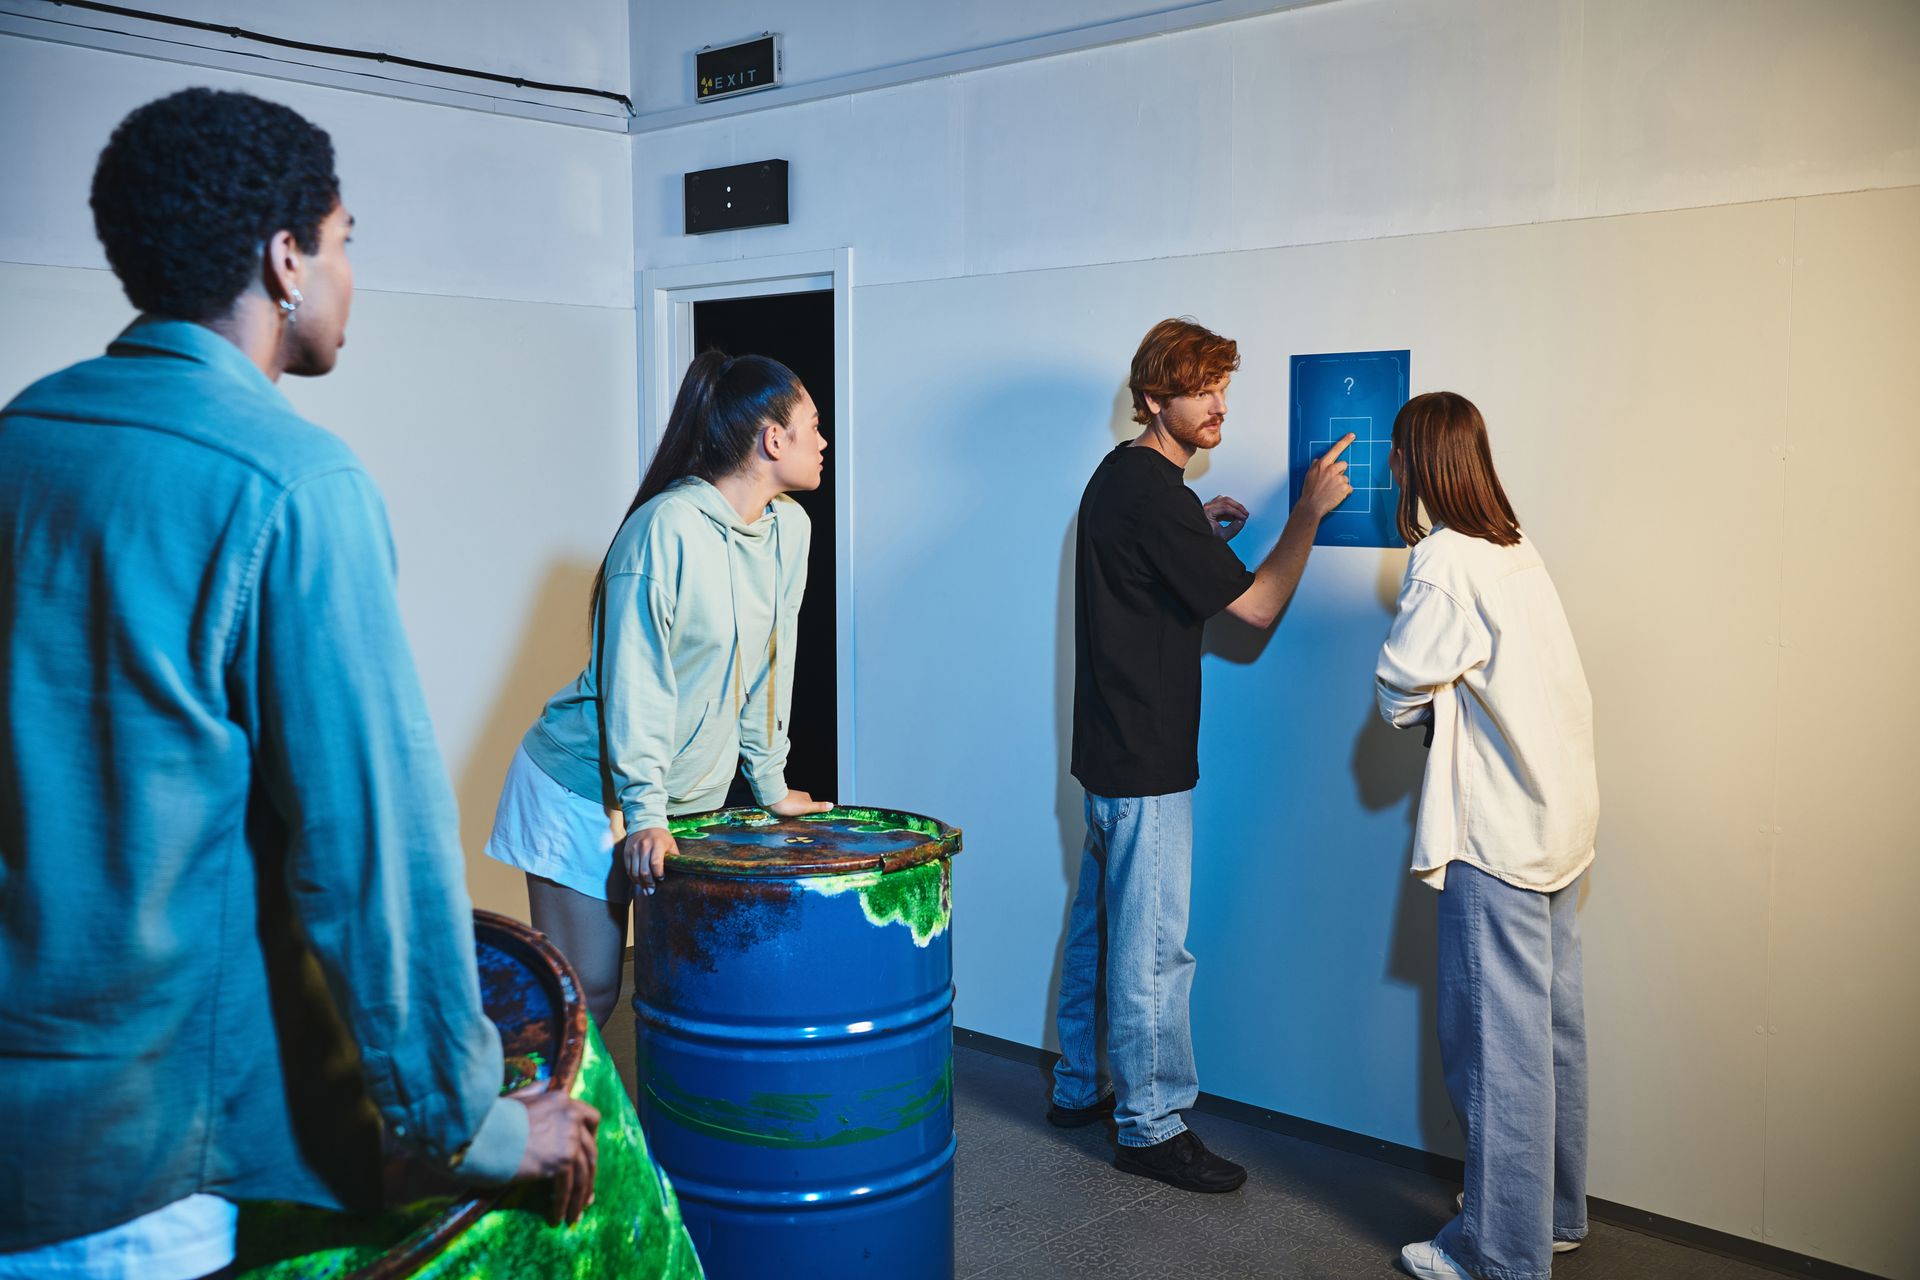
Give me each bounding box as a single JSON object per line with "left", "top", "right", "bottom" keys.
{"left": 1344, "top": 377, "right": 1356, "bottom": 394}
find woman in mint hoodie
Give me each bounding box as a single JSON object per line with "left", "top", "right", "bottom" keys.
{"left": 485, "top": 350, "right": 833, "bottom": 1025}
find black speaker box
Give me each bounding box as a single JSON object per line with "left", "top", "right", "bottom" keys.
{"left": 684, "top": 160, "right": 789, "bottom": 234}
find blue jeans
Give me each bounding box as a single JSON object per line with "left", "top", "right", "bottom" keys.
{"left": 1434, "top": 862, "right": 1590, "bottom": 1280}
{"left": 1051, "top": 789, "right": 1198, "bottom": 1147}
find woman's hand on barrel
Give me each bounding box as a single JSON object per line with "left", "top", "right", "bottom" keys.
{"left": 768, "top": 789, "right": 834, "bottom": 818}
{"left": 623, "top": 826, "right": 676, "bottom": 895}
{"left": 510, "top": 1087, "right": 601, "bottom": 1225}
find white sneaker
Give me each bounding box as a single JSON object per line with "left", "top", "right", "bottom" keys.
{"left": 1452, "top": 1192, "right": 1583, "bottom": 1253}
{"left": 1401, "top": 1240, "right": 1475, "bottom": 1279}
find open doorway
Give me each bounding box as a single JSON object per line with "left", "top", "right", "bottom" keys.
{"left": 638, "top": 250, "right": 855, "bottom": 803}
{"left": 694, "top": 291, "right": 838, "bottom": 803}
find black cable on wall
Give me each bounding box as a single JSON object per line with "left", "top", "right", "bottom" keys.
{"left": 42, "top": 0, "right": 636, "bottom": 115}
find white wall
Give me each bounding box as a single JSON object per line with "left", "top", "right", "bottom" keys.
{"left": 631, "top": 0, "right": 1920, "bottom": 284}
{"left": 1, "top": 37, "right": 632, "bottom": 306}
{"left": 8, "top": 0, "right": 629, "bottom": 100}
{"left": 154, "top": 0, "right": 629, "bottom": 88}
{"left": 627, "top": 0, "right": 1253, "bottom": 116}
{"left": 0, "top": 30, "right": 639, "bottom": 922}
{"left": 626, "top": 0, "right": 1920, "bottom": 1274}
{"left": 0, "top": 0, "right": 633, "bottom": 126}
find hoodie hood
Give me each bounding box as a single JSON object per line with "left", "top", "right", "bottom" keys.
{"left": 674, "top": 476, "right": 783, "bottom": 539}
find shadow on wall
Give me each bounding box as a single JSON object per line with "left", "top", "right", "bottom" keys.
{"left": 1354, "top": 540, "right": 1455, "bottom": 1155}
{"left": 1206, "top": 496, "right": 1450, "bottom": 1153}
{"left": 1040, "top": 381, "right": 1143, "bottom": 1057}
{"left": 454, "top": 559, "right": 601, "bottom": 924}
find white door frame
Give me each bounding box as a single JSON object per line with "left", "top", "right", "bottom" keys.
{"left": 635, "top": 248, "right": 857, "bottom": 799}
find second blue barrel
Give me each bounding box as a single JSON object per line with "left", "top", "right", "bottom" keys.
{"left": 632, "top": 805, "right": 961, "bottom": 1279}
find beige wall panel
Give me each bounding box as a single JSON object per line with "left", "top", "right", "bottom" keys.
{"left": 1378, "top": 205, "right": 1795, "bottom": 1238}
{"left": 1212, "top": 208, "right": 1793, "bottom": 1237}
{"left": 1571, "top": 0, "right": 1920, "bottom": 216}
{"left": 278, "top": 292, "right": 637, "bottom": 923}
{"left": 851, "top": 197, "right": 1800, "bottom": 1241}
{"left": 1765, "top": 186, "right": 1920, "bottom": 1280}
{"left": 0, "top": 264, "right": 638, "bottom": 925}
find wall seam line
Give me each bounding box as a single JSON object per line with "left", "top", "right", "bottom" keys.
{"left": 0, "top": 12, "right": 629, "bottom": 131}
{"left": 1756, "top": 196, "right": 1800, "bottom": 1248}
{"left": 828, "top": 183, "right": 1920, "bottom": 296}
{"left": 0, "top": 260, "right": 638, "bottom": 313}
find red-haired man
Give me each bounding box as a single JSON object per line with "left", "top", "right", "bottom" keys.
{"left": 1052, "top": 317, "right": 1353, "bottom": 1192}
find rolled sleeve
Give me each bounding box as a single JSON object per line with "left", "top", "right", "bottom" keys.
{"left": 452, "top": 1096, "right": 530, "bottom": 1186}
{"left": 1376, "top": 578, "right": 1489, "bottom": 727}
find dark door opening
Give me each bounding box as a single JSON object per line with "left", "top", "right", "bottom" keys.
{"left": 694, "top": 291, "right": 838, "bottom": 804}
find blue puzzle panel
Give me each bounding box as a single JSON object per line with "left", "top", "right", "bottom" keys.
{"left": 1289, "top": 350, "right": 1411, "bottom": 548}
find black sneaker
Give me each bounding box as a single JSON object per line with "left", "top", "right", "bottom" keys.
{"left": 1046, "top": 1093, "right": 1117, "bottom": 1128}
{"left": 1114, "top": 1128, "right": 1246, "bottom": 1193}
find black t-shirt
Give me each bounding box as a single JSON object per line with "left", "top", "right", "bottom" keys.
{"left": 1071, "top": 444, "right": 1256, "bottom": 798}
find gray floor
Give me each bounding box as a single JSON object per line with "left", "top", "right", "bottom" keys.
{"left": 604, "top": 993, "right": 1784, "bottom": 1279}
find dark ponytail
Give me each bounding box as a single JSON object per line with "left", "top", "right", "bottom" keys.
{"left": 588, "top": 348, "right": 804, "bottom": 624}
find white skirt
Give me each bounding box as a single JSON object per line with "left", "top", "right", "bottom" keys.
{"left": 482, "top": 745, "right": 630, "bottom": 903}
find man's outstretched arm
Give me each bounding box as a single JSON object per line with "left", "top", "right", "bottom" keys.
{"left": 1221, "top": 432, "right": 1355, "bottom": 628}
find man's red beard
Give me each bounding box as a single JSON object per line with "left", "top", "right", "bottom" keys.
{"left": 1170, "top": 417, "right": 1223, "bottom": 449}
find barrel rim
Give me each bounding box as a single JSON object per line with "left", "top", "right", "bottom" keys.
{"left": 349, "top": 910, "right": 589, "bottom": 1280}
{"left": 664, "top": 805, "right": 963, "bottom": 878}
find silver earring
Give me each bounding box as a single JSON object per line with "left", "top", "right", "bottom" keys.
{"left": 278, "top": 286, "right": 303, "bottom": 322}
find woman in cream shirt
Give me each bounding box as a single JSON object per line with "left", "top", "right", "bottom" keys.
{"left": 1376, "top": 392, "right": 1599, "bottom": 1280}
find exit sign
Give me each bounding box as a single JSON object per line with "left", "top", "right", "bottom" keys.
{"left": 697, "top": 34, "right": 781, "bottom": 102}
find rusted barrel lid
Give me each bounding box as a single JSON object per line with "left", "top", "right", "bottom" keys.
{"left": 665, "top": 805, "right": 962, "bottom": 878}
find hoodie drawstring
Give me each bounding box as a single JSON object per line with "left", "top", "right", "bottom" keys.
{"left": 722, "top": 506, "right": 783, "bottom": 741}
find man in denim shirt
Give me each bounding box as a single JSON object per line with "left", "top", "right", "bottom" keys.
{"left": 0, "top": 91, "right": 598, "bottom": 1279}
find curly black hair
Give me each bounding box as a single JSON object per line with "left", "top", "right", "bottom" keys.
{"left": 90, "top": 88, "right": 340, "bottom": 322}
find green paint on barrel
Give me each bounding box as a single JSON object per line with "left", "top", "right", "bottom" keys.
{"left": 669, "top": 804, "right": 945, "bottom": 840}
{"left": 797, "top": 805, "right": 950, "bottom": 839}
{"left": 233, "top": 1025, "right": 703, "bottom": 1279}
{"left": 636, "top": 805, "right": 962, "bottom": 1277}
{"left": 804, "top": 859, "right": 952, "bottom": 946}
{"left": 641, "top": 1057, "right": 953, "bottom": 1150}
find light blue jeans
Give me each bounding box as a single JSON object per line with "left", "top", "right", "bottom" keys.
{"left": 1434, "top": 861, "right": 1590, "bottom": 1280}
{"left": 1051, "top": 789, "right": 1198, "bottom": 1147}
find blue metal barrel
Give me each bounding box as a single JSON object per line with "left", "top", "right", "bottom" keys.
{"left": 632, "top": 806, "right": 961, "bottom": 1280}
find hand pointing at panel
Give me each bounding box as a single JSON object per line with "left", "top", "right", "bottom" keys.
{"left": 1300, "top": 432, "right": 1356, "bottom": 518}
